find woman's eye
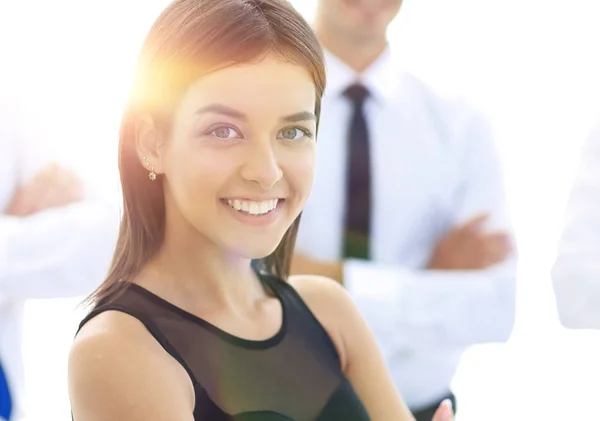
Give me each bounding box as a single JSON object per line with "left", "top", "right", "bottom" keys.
{"left": 211, "top": 126, "right": 241, "bottom": 139}
{"left": 279, "top": 127, "right": 312, "bottom": 141}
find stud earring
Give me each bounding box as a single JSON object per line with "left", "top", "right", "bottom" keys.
{"left": 142, "top": 156, "right": 157, "bottom": 181}
{"left": 148, "top": 165, "right": 157, "bottom": 181}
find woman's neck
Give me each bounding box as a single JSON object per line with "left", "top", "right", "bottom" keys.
{"left": 137, "top": 224, "right": 265, "bottom": 314}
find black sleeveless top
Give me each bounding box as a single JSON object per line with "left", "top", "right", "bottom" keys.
{"left": 77, "top": 274, "right": 371, "bottom": 421}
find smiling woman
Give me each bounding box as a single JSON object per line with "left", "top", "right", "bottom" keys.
{"left": 65, "top": 1, "right": 450, "bottom": 421}
{"left": 133, "top": 56, "right": 319, "bottom": 265}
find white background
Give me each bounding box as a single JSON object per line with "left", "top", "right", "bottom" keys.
{"left": 1, "top": 0, "right": 600, "bottom": 419}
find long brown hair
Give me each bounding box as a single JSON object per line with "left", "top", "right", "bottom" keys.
{"left": 84, "top": 0, "right": 326, "bottom": 307}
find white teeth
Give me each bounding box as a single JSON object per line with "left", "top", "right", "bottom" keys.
{"left": 226, "top": 199, "right": 279, "bottom": 215}
{"left": 259, "top": 202, "right": 269, "bottom": 214}
{"left": 249, "top": 202, "right": 259, "bottom": 214}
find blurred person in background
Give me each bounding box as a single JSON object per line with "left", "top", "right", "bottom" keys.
{"left": 0, "top": 91, "right": 119, "bottom": 420}
{"left": 552, "top": 121, "right": 600, "bottom": 329}
{"left": 291, "top": 0, "right": 517, "bottom": 419}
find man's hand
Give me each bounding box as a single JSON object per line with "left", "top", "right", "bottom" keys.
{"left": 427, "top": 213, "right": 512, "bottom": 270}
{"left": 5, "top": 163, "right": 83, "bottom": 216}
{"left": 290, "top": 253, "right": 344, "bottom": 284}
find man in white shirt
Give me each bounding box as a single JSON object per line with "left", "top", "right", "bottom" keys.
{"left": 552, "top": 122, "right": 600, "bottom": 329}
{"left": 0, "top": 95, "right": 119, "bottom": 420}
{"left": 291, "top": 1, "right": 517, "bottom": 420}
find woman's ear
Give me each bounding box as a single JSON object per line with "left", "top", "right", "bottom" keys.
{"left": 134, "top": 114, "right": 165, "bottom": 176}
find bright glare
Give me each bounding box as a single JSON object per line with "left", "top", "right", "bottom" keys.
{"left": 1, "top": 1, "right": 599, "bottom": 420}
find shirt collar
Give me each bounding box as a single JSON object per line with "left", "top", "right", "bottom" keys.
{"left": 323, "top": 46, "right": 401, "bottom": 103}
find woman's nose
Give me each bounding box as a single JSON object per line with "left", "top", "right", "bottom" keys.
{"left": 240, "top": 143, "right": 283, "bottom": 189}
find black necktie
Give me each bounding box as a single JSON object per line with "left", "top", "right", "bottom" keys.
{"left": 342, "top": 84, "right": 371, "bottom": 260}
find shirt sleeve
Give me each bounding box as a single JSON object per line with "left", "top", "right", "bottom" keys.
{"left": 551, "top": 123, "right": 600, "bottom": 329}
{"left": 0, "top": 103, "right": 120, "bottom": 300}
{"left": 0, "top": 201, "right": 120, "bottom": 299}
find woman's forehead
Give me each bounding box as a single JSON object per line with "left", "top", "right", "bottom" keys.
{"left": 176, "top": 57, "right": 317, "bottom": 117}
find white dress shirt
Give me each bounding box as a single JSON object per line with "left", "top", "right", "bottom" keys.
{"left": 296, "top": 49, "right": 517, "bottom": 410}
{"left": 552, "top": 122, "right": 600, "bottom": 329}
{"left": 0, "top": 97, "right": 119, "bottom": 420}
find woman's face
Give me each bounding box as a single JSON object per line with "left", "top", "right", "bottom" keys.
{"left": 148, "top": 55, "right": 317, "bottom": 259}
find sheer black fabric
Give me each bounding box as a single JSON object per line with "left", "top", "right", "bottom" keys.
{"left": 76, "top": 274, "right": 370, "bottom": 421}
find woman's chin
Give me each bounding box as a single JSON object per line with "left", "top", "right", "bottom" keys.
{"left": 225, "top": 240, "right": 283, "bottom": 262}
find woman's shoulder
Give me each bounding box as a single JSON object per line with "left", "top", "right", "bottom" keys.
{"left": 72, "top": 309, "right": 155, "bottom": 356}
{"left": 69, "top": 311, "right": 194, "bottom": 419}
{"left": 287, "top": 274, "right": 352, "bottom": 308}
{"left": 287, "top": 275, "right": 357, "bottom": 370}
{"left": 69, "top": 310, "right": 183, "bottom": 391}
